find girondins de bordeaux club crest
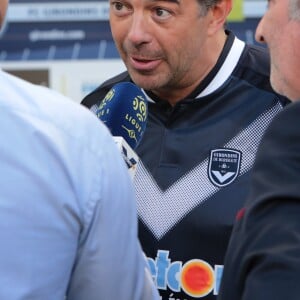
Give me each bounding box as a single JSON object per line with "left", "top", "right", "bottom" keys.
{"left": 208, "top": 148, "right": 242, "bottom": 187}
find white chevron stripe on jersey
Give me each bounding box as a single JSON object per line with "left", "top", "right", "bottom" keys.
{"left": 135, "top": 103, "right": 284, "bottom": 240}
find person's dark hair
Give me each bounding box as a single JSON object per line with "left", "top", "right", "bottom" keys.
{"left": 197, "top": 0, "right": 222, "bottom": 16}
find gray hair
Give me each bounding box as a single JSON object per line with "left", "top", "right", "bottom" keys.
{"left": 289, "top": 0, "right": 300, "bottom": 20}
{"left": 197, "top": 0, "right": 222, "bottom": 16}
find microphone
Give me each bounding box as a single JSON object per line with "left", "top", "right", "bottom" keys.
{"left": 95, "top": 82, "right": 148, "bottom": 178}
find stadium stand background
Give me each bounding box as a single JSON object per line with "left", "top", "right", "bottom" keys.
{"left": 0, "top": 0, "right": 266, "bottom": 102}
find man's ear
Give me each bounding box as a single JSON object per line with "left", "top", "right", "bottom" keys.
{"left": 207, "top": 0, "right": 232, "bottom": 35}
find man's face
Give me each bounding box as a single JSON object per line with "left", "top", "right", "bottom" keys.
{"left": 255, "top": 0, "right": 300, "bottom": 101}
{"left": 109, "top": 0, "right": 219, "bottom": 98}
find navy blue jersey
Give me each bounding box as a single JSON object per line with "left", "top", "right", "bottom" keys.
{"left": 82, "top": 31, "right": 290, "bottom": 300}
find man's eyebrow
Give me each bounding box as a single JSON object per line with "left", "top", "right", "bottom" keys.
{"left": 149, "top": 0, "right": 180, "bottom": 3}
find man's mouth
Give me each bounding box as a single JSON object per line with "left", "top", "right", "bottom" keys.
{"left": 129, "top": 56, "right": 161, "bottom": 71}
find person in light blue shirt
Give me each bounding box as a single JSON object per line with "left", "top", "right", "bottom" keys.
{"left": 0, "top": 2, "right": 159, "bottom": 299}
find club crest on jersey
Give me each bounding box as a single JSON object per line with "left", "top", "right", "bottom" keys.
{"left": 208, "top": 148, "right": 241, "bottom": 187}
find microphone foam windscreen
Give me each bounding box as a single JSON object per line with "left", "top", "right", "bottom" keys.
{"left": 95, "top": 82, "right": 148, "bottom": 149}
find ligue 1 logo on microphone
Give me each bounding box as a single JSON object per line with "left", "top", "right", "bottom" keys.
{"left": 96, "top": 82, "right": 148, "bottom": 149}
{"left": 123, "top": 95, "right": 147, "bottom": 141}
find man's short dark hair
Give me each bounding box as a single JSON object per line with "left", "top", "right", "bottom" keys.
{"left": 197, "top": 0, "right": 222, "bottom": 15}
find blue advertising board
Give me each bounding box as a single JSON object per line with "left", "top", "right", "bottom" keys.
{"left": 0, "top": 1, "right": 262, "bottom": 61}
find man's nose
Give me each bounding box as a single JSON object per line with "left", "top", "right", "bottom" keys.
{"left": 127, "top": 14, "right": 151, "bottom": 45}
{"left": 255, "top": 18, "right": 266, "bottom": 44}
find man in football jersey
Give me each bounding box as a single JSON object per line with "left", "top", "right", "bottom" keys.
{"left": 82, "top": 1, "right": 289, "bottom": 299}
{"left": 218, "top": 0, "right": 300, "bottom": 299}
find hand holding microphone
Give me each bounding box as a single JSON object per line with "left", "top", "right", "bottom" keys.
{"left": 95, "top": 82, "right": 148, "bottom": 178}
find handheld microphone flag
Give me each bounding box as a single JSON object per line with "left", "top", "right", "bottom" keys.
{"left": 95, "top": 82, "right": 148, "bottom": 178}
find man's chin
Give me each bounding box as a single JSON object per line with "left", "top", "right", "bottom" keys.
{"left": 129, "top": 73, "right": 160, "bottom": 91}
